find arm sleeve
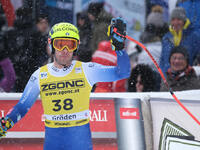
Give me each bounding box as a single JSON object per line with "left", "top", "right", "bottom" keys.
{"left": 0, "top": 58, "right": 16, "bottom": 92}
{"left": 83, "top": 50, "right": 130, "bottom": 86}
{"left": 6, "top": 69, "right": 40, "bottom": 124}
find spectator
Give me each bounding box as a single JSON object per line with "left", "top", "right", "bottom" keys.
{"left": 160, "top": 46, "right": 200, "bottom": 91}
{"left": 92, "top": 41, "right": 127, "bottom": 92}
{"left": 0, "top": 58, "right": 16, "bottom": 92}
{"left": 4, "top": 7, "right": 35, "bottom": 92}
{"left": 76, "top": 11, "right": 92, "bottom": 62}
{"left": 4, "top": 10, "right": 50, "bottom": 93}
{"left": 35, "top": 13, "right": 49, "bottom": 35}
{"left": 0, "top": 10, "right": 16, "bottom": 92}
{"left": 30, "top": 13, "right": 50, "bottom": 70}
{"left": 159, "top": 7, "right": 200, "bottom": 74}
{"left": 176, "top": 0, "right": 200, "bottom": 31}
{"left": 126, "top": 42, "right": 142, "bottom": 69}
{"left": 128, "top": 64, "right": 158, "bottom": 92}
{"left": 87, "top": 2, "right": 113, "bottom": 54}
{"left": 138, "top": 5, "right": 168, "bottom": 71}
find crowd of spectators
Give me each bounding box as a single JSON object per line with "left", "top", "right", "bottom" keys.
{"left": 0, "top": 1, "right": 200, "bottom": 93}
{"left": 3, "top": 7, "right": 49, "bottom": 92}
{"left": 127, "top": 1, "right": 200, "bottom": 93}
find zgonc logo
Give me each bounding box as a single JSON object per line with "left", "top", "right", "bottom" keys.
{"left": 120, "top": 108, "right": 140, "bottom": 119}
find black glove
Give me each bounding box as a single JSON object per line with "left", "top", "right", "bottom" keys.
{"left": 107, "top": 17, "right": 127, "bottom": 51}
{"left": 0, "top": 117, "right": 14, "bottom": 137}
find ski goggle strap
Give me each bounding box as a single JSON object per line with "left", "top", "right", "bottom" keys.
{"left": 52, "top": 38, "right": 78, "bottom": 52}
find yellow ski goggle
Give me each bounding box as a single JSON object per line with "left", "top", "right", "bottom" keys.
{"left": 52, "top": 38, "right": 78, "bottom": 52}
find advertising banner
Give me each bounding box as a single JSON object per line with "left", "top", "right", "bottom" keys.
{"left": 0, "top": 98, "right": 117, "bottom": 150}
{"left": 0, "top": 99, "right": 116, "bottom": 134}
{"left": 165, "top": 136, "right": 200, "bottom": 150}
{"left": 149, "top": 98, "right": 200, "bottom": 150}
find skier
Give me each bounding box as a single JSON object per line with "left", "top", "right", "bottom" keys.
{"left": 0, "top": 17, "right": 130, "bottom": 150}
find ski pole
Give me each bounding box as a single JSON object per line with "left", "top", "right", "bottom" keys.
{"left": 113, "top": 28, "right": 200, "bottom": 126}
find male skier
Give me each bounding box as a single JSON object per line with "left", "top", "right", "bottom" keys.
{"left": 0, "top": 17, "right": 130, "bottom": 150}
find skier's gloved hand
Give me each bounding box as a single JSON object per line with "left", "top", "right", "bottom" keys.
{"left": 107, "top": 17, "right": 126, "bottom": 51}
{"left": 0, "top": 117, "right": 14, "bottom": 137}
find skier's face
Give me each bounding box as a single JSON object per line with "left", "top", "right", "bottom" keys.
{"left": 171, "top": 18, "right": 185, "bottom": 32}
{"left": 54, "top": 48, "right": 73, "bottom": 68}
{"left": 170, "top": 53, "right": 187, "bottom": 72}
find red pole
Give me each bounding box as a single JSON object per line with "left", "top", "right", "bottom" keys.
{"left": 113, "top": 28, "right": 200, "bottom": 126}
